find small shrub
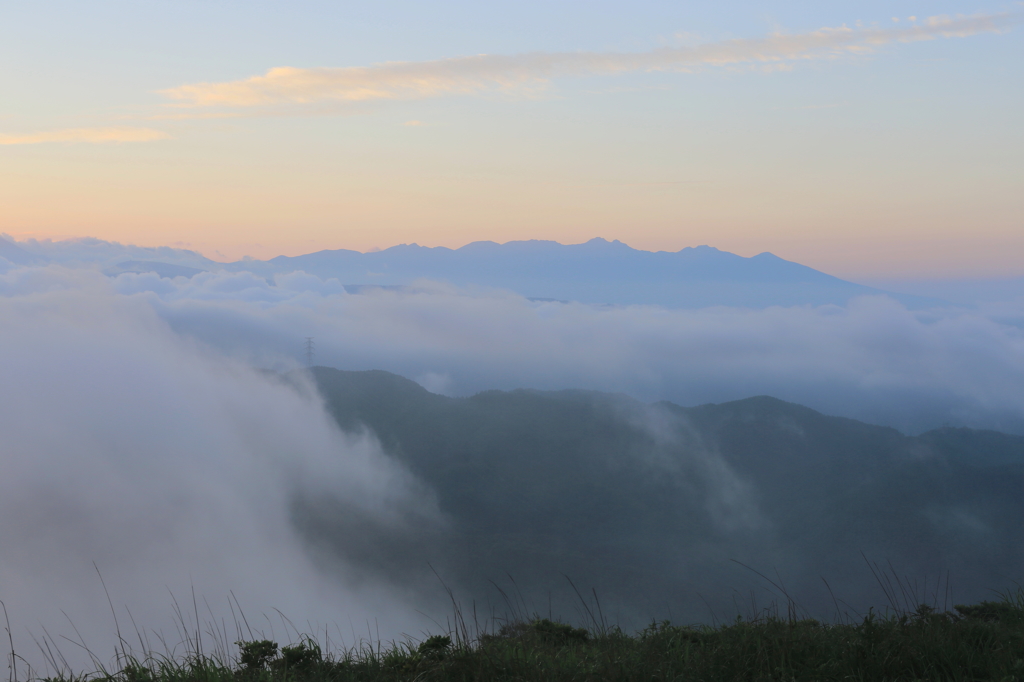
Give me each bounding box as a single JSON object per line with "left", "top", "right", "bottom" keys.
{"left": 235, "top": 637, "right": 323, "bottom": 676}
{"left": 119, "top": 662, "right": 154, "bottom": 682}
{"left": 484, "top": 617, "right": 590, "bottom": 647}
{"left": 956, "top": 600, "right": 1023, "bottom": 624}
{"left": 273, "top": 640, "right": 322, "bottom": 673}
{"left": 528, "top": 618, "right": 590, "bottom": 645}
{"left": 237, "top": 640, "right": 278, "bottom": 671}
{"left": 417, "top": 635, "right": 452, "bottom": 659}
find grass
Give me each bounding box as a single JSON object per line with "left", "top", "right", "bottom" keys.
{"left": 9, "top": 584, "right": 1024, "bottom": 682}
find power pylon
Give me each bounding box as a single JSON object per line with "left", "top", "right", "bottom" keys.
{"left": 304, "top": 337, "right": 315, "bottom": 367}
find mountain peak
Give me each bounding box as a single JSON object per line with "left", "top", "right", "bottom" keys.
{"left": 582, "top": 237, "right": 629, "bottom": 248}
{"left": 209, "top": 237, "right": 936, "bottom": 309}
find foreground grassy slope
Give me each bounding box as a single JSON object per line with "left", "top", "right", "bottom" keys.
{"left": 50, "top": 595, "right": 1024, "bottom": 682}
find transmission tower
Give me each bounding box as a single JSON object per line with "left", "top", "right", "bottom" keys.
{"left": 304, "top": 337, "right": 315, "bottom": 367}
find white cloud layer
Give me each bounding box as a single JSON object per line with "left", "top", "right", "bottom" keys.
{"left": 4, "top": 262, "right": 1024, "bottom": 673}
{"left": 56, "top": 265, "right": 1024, "bottom": 434}
{"left": 162, "top": 13, "right": 1018, "bottom": 108}
{"left": 0, "top": 269, "right": 440, "bottom": 675}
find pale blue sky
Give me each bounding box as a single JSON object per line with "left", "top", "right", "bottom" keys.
{"left": 1, "top": 1, "right": 1021, "bottom": 276}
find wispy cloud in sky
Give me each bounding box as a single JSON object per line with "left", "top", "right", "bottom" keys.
{"left": 162, "top": 13, "right": 1017, "bottom": 108}
{"left": 0, "top": 127, "right": 170, "bottom": 145}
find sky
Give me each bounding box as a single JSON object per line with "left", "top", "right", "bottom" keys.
{"left": 1, "top": 1, "right": 1022, "bottom": 278}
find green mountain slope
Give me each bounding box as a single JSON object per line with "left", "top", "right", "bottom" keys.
{"left": 299, "top": 367, "right": 1024, "bottom": 625}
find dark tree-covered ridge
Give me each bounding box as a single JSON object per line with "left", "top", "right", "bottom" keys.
{"left": 297, "top": 367, "right": 1024, "bottom": 626}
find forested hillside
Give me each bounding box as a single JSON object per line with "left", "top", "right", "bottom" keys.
{"left": 298, "top": 367, "right": 1024, "bottom": 625}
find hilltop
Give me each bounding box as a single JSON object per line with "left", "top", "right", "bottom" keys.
{"left": 298, "top": 367, "right": 1024, "bottom": 626}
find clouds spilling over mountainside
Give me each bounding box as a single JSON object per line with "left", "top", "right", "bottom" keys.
{"left": 1, "top": 259, "right": 1020, "bottom": 434}
{"left": 0, "top": 258, "right": 1022, "bottom": 669}
{"left": 302, "top": 367, "right": 1024, "bottom": 626}
{"left": 3, "top": 235, "right": 934, "bottom": 308}
{"left": 0, "top": 287, "right": 441, "bottom": 671}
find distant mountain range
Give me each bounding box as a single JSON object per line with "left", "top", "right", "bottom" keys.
{"left": 235, "top": 238, "right": 935, "bottom": 308}
{"left": 298, "top": 367, "right": 1024, "bottom": 625}
{"left": 0, "top": 235, "right": 938, "bottom": 308}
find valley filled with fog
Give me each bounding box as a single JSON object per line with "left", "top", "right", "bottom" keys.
{"left": 2, "top": 239, "right": 1024, "bottom": 673}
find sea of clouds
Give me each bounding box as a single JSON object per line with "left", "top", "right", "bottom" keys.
{"left": 0, "top": 265, "right": 445, "bottom": 675}
{"left": 93, "top": 264, "right": 1024, "bottom": 435}
{"left": 3, "top": 260, "right": 1024, "bottom": 673}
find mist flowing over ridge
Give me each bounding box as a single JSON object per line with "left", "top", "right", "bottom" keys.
{"left": 301, "top": 366, "right": 1024, "bottom": 627}
{"left": 2, "top": 254, "right": 1023, "bottom": 434}
{"left": 1, "top": 258, "right": 1024, "bottom": 673}
{"left": 0, "top": 281, "right": 442, "bottom": 673}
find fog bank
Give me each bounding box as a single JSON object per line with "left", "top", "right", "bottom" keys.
{"left": 98, "top": 266, "right": 1024, "bottom": 435}
{"left": 0, "top": 270, "right": 441, "bottom": 675}
{"left": 3, "top": 262, "right": 1024, "bottom": 671}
